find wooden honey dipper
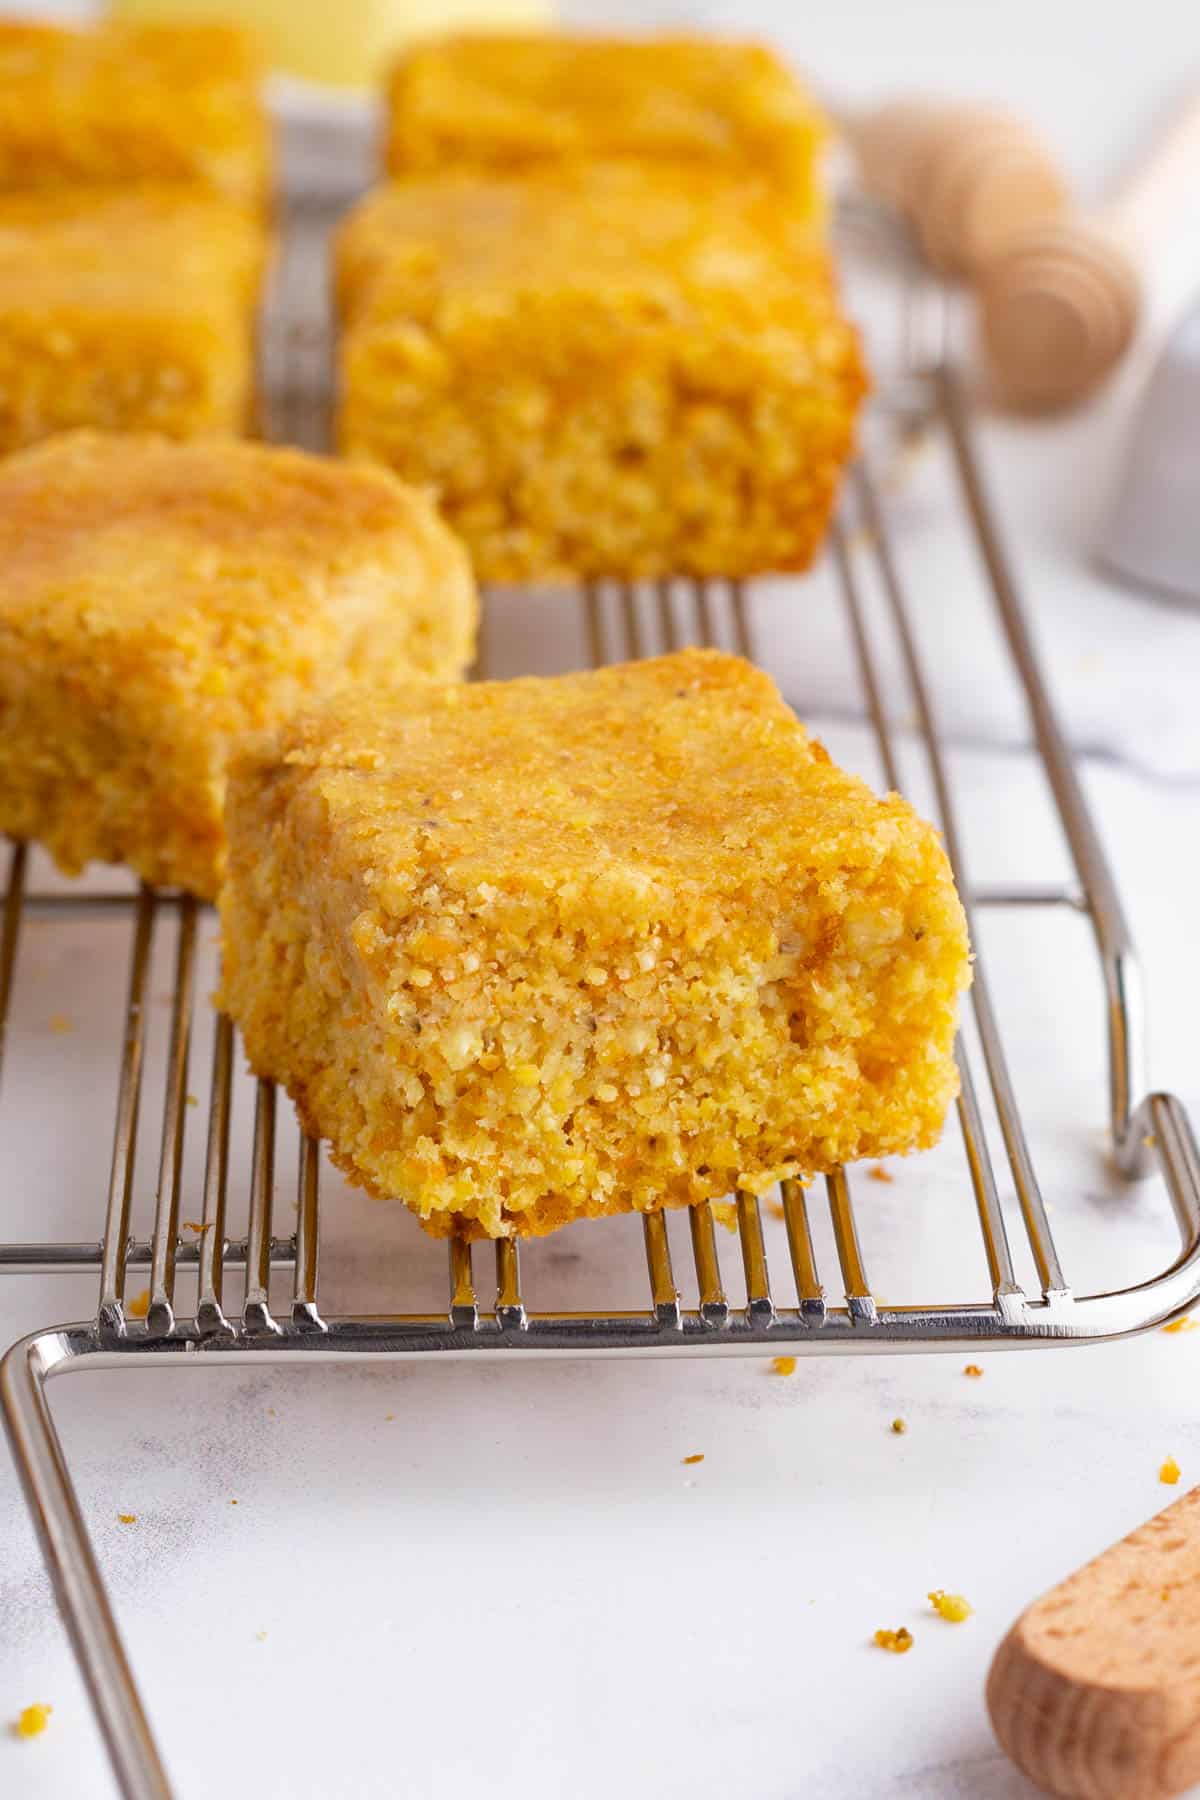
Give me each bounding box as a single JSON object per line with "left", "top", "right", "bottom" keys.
{"left": 989, "top": 1483, "right": 1200, "bottom": 1799}
{"left": 847, "top": 99, "right": 1070, "bottom": 278}
{"left": 978, "top": 91, "right": 1200, "bottom": 412}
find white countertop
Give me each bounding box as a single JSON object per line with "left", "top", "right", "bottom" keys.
{"left": 3, "top": 3, "right": 1200, "bottom": 1797}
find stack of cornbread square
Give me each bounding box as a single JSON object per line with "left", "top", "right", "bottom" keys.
{"left": 335, "top": 33, "right": 868, "bottom": 582}
{"left": 0, "top": 19, "right": 270, "bottom": 452}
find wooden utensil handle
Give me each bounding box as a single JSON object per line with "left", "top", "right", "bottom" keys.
{"left": 1101, "top": 91, "right": 1200, "bottom": 258}
{"left": 989, "top": 1484, "right": 1200, "bottom": 1799}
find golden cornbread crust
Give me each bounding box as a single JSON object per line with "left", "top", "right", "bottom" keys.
{"left": 0, "top": 185, "right": 265, "bottom": 455}
{"left": 0, "top": 20, "right": 271, "bottom": 210}
{"left": 337, "top": 162, "right": 866, "bottom": 583}
{"left": 387, "top": 33, "right": 826, "bottom": 215}
{"left": 0, "top": 432, "right": 477, "bottom": 898}
{"left": 219, "top": 650, "right": 970, "bottom": 1239}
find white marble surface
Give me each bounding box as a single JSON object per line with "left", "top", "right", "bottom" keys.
{"left": 3, "top": 3, "right": 1200, "bottom": 1798}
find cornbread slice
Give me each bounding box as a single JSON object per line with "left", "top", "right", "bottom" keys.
{"left": 220, "top": 650, "right": 969, "bottom": 1239}
{"left": 0, "top": 432, "right": 477, "bottom": 898}
{"left": 0, "top": 185, "right": 265, "bottom": 455}
{"left": 386, "top": 32, "right": 825, "bottom": 218}
{"left": 0, "top": 20, "right": 270, "bottom": 210}
{"left": 337, "top": 162, "right": 866, "bottom": 582}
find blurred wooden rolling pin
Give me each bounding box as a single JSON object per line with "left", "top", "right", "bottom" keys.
{"left": 988, "top": 1483, "right": 1200, "bottom": 1799}
{"left": 978, "top": 90, "right": 1200, "bottom": 411}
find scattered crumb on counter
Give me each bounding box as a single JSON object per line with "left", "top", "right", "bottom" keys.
{"left": 770, "top": 1356, "right": 797, "bottom": 1376}
{"left": 710, "top": 1201, "right": 737, "bottom": 1232}
{"left": 1163, "top": 1317, "right": 1197, "bottom": 1334}
{"left": 117, "top": 1513, "right": 137, "bottom": 1526}
{"left": 928, "top": 1590, "right": 972, "bottom": 1622}
{"left": 266, "top": 1407, "right": 275, "bottom": 1417}
{"left": 891, "top": 1418, "right": 907, "bottom": 1435}
{"left": 126, "top": 1289, "right": 150, "bottom": 1318}
{"left": 182, "top": 1220, "right": 211, "bottom": 1234}
{"left": 12, "top": 1704, "right": 52, "bottom": 1740}
{"left": 230, "top": 1498, "right": 239, "bottom": 1506}
{"left": 963, "top": 1363, "right": 983, "bottom": 1378}
{"left": 185, "top": 1094, "right": 199, "bottom": 1107}
{"left": 384, "top": 1412, "right": 395, "bottom": 1421}
{"left": 1144, "top": 1133, "right": 1158, "bottom": 1150}
{"left": 873, "top": 1628, "right": 912, "bottom": 1654}
{"left": 766, "top": 1199, "right": 786, "bottom": 1220}
{"left": 868, "top": 1165, "right": 893, "bottom": 1184}
{"left": 48, "top": 1014, "right": 73, "bottom": 1034}
{"left": 254, "top": 1631, "right": 267, "bottom": 1642}
{"left": 682, "top": 1453, "right": 704, "bottom": 1466}
{"left": 1160, "top": 1457, "right": 1181, "bottom": 1485}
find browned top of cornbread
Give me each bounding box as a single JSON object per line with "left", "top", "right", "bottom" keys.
{"left": 338, "top": 158, "right": 838, "bottom": 329}
{"left": 0, "top": 183, "right": 264, "bottom": 317}
{"left": 0, "top": 429, "right": 464, "bottom": 635}
{"left": 246, "top": 648, "right": 940, "bottom": 930}
{"left": 0, "top": 20, "right": 270, "bottom": 207}
{"left": 386, "top": 32, "right": 825, "bottom": 196}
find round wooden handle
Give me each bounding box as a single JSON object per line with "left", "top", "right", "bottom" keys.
{"left": 847, "top": 100, "right": 1069, "bottom": 276}
{"left": 988, "top": 1484, "right": 1200, "bottom": 1799}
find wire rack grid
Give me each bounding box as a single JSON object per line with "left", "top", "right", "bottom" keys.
{"left": 1, "top": 114, "right": 1199, "bottom": 1800}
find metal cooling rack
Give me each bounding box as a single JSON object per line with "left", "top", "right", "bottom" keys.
{"left": 2, "top": 113, "right": 1200, "bottom": 1800}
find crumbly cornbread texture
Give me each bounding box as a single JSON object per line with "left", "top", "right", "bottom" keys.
{"left": 337, "top": 162, "right": 865, "bottom": 582}
{"left": 220, "top": 650, "right": 969, "bottom": 1238}
{"left": 386, "top": 32, "right": 825, "bottom": 214}
{"left": 0, "top": 185, "right": 265, "bottom": 455}
{"left": 0, "top": 20, "right": 270, "bottom": 210}
{"left": 0, "top": 432, "right": 477, "bottom": 898}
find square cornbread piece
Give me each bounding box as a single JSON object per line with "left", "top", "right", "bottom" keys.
{"left": 337, "top": 163, "right": 866, "bottom": 582}
{"left": 220, "top": 650, "right": 970, "bottom": 1239}
{"left": 0, "top": 432, "right": 477, "bottom": 899}
{"left": 0, "top": 20, "right": 271, "bottom": 210}
{"left": 386, "top": 32, "right": 825, "bottom": 220}
{"left": 0, "top": 185, "right": 265, "bottom": 455}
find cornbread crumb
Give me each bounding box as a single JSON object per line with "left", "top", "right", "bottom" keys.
{"left": 766, "top": 1199, "right": 787, "bottom": 1220}
{"left": 337, "top": 161, "right": 865, "bottom": 582}
{"left": 0, "top": 20, "right": 269, "bottom": 209}
{"left": 254, "top": 1631, "right": 268, "bottom": 1642}
{"left": 1163, "top": 1316, "right": 1198, "bottom": 1334}
{"left": 48, "top": 1014, "right": 73, "bottom": 1034}
{"left": 770, "top": 1356, "right": 797, "bottom": 1376}
{"left": 0, "top": 433, "right": 476, "bottom": 897}
{"left": 868, "top": 1165, "right": 894, "bottom": 1184}
{"left": 387, "top": 34, "right": 826, "bottom": 211}
{"left": 186, "top": 1095, "right": 199, "bottom": 1108}
{"left": 710, "top": 1201, "right": 738, "bottom": 1233}
{"left": 1160, "top": 1457, "right": 1181, "bottom": 1485}
{"left": 682, "top": 1453, "right": 705, "bottom": 1466}
{"left": 873, "top": 1628, "right": 913, "bottom": 1654}
{"left": 230, "top": 1499, "right": 239, "bottom": 1506}
{"left": 891, "top": 1418, "right": 907, "bottom": 1435}
{"left": 126, "top": 1289, "right": 150, "bottom": 1318}
{"left": 964, "top": 1364, "right": 984, "bottom": 1378}
{"left": 12, "top": 1704, "right": 52, "bottom": 1739}
{"left": 117, "top": 1513, "right": 137, "bottom": 1525}
{"left": 220, "top": 651, "right": 968, "bottom": 1239}
{"left": 928, "top": 1590, "right": 972, "bottom": 1622}
{"left": 182, "top": 1221, "right": 211, "bottom": 1234}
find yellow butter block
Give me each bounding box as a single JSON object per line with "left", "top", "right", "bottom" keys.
{"left": 109, "top": 0, "right": 553, "bottom": 90}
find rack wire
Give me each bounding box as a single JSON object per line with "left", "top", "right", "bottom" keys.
{"left": 2, "top": 114, "right": 1200, "bottom": 1800}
